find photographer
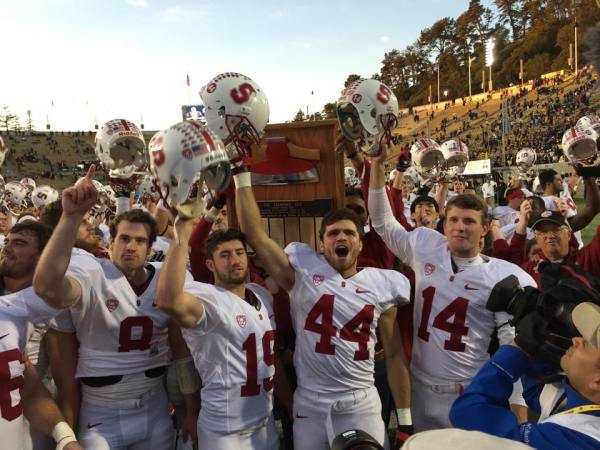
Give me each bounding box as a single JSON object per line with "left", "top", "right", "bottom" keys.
{"left": 449, "top": 302, "right": 600, "bottom": 449}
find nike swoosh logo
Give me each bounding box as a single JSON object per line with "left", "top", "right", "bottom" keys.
{"left": 464, "top": 284, "right": 479, "bottom": 291}
{"left": 87, "top": 422, "right": 102, "bottom": 429}
{"left": 355, "top": 288, "right": 371, "bottom": 294}
{"left": 0, "top": 334, "right": 8, "bottom": 340}
{"left": 295, "top": 413, "right": 308, "bottom": 419}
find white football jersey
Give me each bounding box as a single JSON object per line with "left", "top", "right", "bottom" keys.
{"left": 181, "top": 282, "right": 275, "bottom": 434}
{"left": 51, "top": 254, "right": 173, "bottom": 378}
{"left": 375, "top": 224, "right": 536, "bottom": 382}
{"left": 490, "top": 205, "right": 520, "bottom": 228}
{"left": 368, "top": 189, "right": 537, "bottom": 383}
{"left": 0, "top": 288, "right": 59, "bottom": 450}
{"left": 285, "top": 242, "right": 410, "bottom": 393}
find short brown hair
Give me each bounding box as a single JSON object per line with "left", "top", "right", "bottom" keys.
{"left": 445, "top": 194, "right": 488, "bottom": 224}
{"left": 205, "top": 228, "right": 246, "bottom": 259}
{"left": 318, "top": 208, "right": 363, "bottom": 241}
{"left": 10, "top": 220, "right": 53, "bottom": 251}
{"left": 109, "top": 209, "right": 157, "bottom": 248}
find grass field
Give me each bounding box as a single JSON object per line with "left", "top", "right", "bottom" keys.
{"left": 575, "top": 198, "right": 599, "bottom": 245}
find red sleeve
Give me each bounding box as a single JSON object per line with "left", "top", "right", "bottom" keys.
{"left": 388, "top": 187, "right": 413, "bottom": 231}
{"left": 576, "top": 225, "right": 600, "bottom": 279}
{"left": 491, "top": 239, "right": 510, "bottom": 261}
{"left": 188, "top": 219, "right": 214, "bottom": 283}
{"left": 508, "top": 231, "right": 528, "bottom": 267}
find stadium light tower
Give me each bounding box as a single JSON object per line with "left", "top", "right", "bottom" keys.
{"left": 485, "top": 37, "right": 495, "bottom": 92}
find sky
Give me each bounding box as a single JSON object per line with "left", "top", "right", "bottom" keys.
{"left": 1, "top": 0, "right": 494, "bottom": 131}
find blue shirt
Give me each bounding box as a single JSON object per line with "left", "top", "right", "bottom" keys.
{"left": 449, "top": 345, "right": 600, "bottom": 449}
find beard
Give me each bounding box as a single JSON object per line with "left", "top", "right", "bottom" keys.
{"left": 216, "top": 267, "right": 248, "bottom": 287}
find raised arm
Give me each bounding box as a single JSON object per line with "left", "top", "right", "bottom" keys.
{"left": 33, "top": 166, "right": 98, "bottom": 308}
{"left": 156, "top": 218, "right": 204, "bottom": 328}
{"left": 568, "top": 177, "right": 600, "bottom": 232}
{"left": 368, "top": 145, "right": 414, "bottom": 263}
{"left": 233, "top": 167, "right": 295, "bottom": 292}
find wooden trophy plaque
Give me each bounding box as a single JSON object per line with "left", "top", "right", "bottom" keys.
{"left": 229, "top": 119, "right": 345, "bottom": 250}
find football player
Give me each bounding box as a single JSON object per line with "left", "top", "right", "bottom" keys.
{"left": 0, "top": 220, "right": 82, "bottom": 450}
{"left": 156, "top": 221, "right": 279, "bottom": 449}
{"left": 233, "top": 165, "right": 411, "bottom": 450}
{"left": 32, "top": 166, "right": 198, "bottom": 449}
{"left": 368, "top": 143, "right": 536, "bottom": 431}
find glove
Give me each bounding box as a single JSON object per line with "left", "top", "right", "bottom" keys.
{"left": 395, "top": 425, "right": 414, "bottom": 449}
{"left": 514, "top": 312, "right": 571, "bottom": 365}
{"left": 396, "top": 149, "right": 411, "bottom": 172}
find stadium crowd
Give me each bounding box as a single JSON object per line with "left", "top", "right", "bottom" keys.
{"left": 2, "top": 24, "right": 600, "bottom": 450}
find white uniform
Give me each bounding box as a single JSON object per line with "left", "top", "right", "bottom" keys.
{"left": 285, "top": 242, "right": 410, "bottom": 450}
{"left": 181, "top": 282, "right": 278, "bottom": 450}
{"left": 490, "top": 205, "right": 520, "bottom": 228}
{"left": 0, "top": 288, "right": 59, "bottom": 450}
{"left": 51, "top": 253, "right": 175, "bottom": 450}
{"left": 369, "top": 187, "right": 536, "bottom": 431}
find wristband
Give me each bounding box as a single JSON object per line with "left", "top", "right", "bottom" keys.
{"left": 231, "top": 165, "right": 250, "bottom": 176}
{"left": 233, "top": 172, "right": 252, "bottom": 189}
{"left": 396, "top": 408, "right": 412, "bottom": 426}
{"left": 52, "top": 421, "right": 77, "bottom": 450}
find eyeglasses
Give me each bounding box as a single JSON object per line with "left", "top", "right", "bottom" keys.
{"left": 534, "top": 227, "right": 568, "bottom": 237}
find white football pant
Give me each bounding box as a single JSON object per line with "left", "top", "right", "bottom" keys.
{"left": 196, "top": 414, "right": 278, "bottom": 450}
{"left": 293, "top": 385, "right": 389, "bottom": 450}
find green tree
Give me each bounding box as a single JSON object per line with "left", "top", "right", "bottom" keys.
{"left": 25, "top": 110, "right": 35, "bottom": 131}
{"left": 0, "top": 105, "right": 20, "bottom": 132}
{"left": 292, "top": 108, "right": 305, "bottom": 122}
{"left": 344, "top": 74, "right": 361, "bottom": 88}
{"left": 323, "top": 102, "right": 337, "bottom": 119}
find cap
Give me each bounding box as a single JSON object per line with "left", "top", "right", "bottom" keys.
{"left": 410, "top": 195, "right": 440, "bottom": 214}
{"left": 403, "top": 429, "right": 533, "bottom": 450}
{"left": 531, "top": 210, "right": 568, "bottom": 230}
{"left": 572, "top": 302, "right": 600, "bottom": 351}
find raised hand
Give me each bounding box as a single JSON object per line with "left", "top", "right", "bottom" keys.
{"left": 62, "top": 165, "right": 98, "bottom": 217}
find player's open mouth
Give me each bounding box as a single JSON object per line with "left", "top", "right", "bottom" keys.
{"left": 335, "top": 245, "right": 349, "bottom": 257}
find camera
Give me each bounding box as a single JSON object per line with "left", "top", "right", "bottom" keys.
{"left": 486, "top": 274, "right": 580, "bottom": 339}
{"left": 486, "top": 265, "right": 600, "bottom": 365}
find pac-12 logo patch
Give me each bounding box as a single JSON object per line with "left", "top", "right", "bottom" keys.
{"left": 424, "top": 263, "right": 435, "bottom": 276}
{"left": 106, "top": 299, "right": 119, "bottom": 312}
{"left": 236, "top": 314, "right": 247, "bottom": 328}
{"left": 312, "top": 274, "right": 325, "bottom": 286}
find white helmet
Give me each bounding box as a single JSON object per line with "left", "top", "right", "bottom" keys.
{"left": 410, "top": 138, "right": 445, "bottom": 180}
{"left": 336, "top": 78, "right": 399, "bottom": 156}
{"left": 149, "top": 121, "right": 230, "bottom": 218}
{"left": 440, "top": 140, "right": 469, "bottom": 177}
{"left": 0, "top": 135, "right": 8, "bottom": 167}
{"left": 576, "top": 114, "right": 600, "bottom": 131}
{"left": 95, "top": 119, "right": 147, "bottom": 178}
{"left": 31, "top": 185, "right": 59, "bottom": 208}
{"left": 103, "top": 185, "right": 116, "bottom": 207}
{"left": 562, "top": 125, "right": 599, "bottom": 163}
{"left": 20, "top": 177, "right": 36, "bottom": 193}
{"left": 200, "top": 73, "right": 270, "bottom": 163}
{"left": 138, "top": 174, "right": 161, "bottom": 203}
{"left": 402, "top": 166, "right": 420, "bottom": 186}
{"left": 3, "top": 181, "right": 29, "bottom": 213}
{"left": 515, "top": 148, "right": 537, "bottom": 172}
